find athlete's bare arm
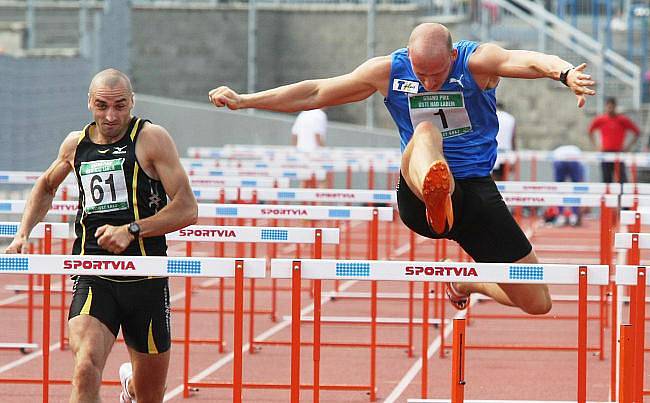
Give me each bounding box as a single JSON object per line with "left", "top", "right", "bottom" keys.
{"left": 4, "top": 132, "right": 79, "bottom": 253}
{"left": 468, "top": 43, "right": 596, "bottom": 107}
{"left": 208, "top": 56, "right": 392, "bottom": 112}
{"left": 96, "top": 124, "right": 198, "bottom": 253}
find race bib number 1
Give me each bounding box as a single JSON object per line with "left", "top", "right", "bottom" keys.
{"left": 80, "top": 159, "right": 129, "bottom": 214}
{"left": 408, "top": 92, "right": 472, "bottom": 139}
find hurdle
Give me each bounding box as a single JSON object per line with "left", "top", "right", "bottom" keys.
{"left": 0, "top": 170, "right": 291, "bottom": 190}
{"left": 184, "top": 146, "right": 402, "bottom": 189}
{"left": 614, "top": 233, "right": 650, "bottom": 402}
{"left": 0, "top": 222, "right": 69, "bottom": 352}
{"left": 614, "top": 264, "right": 648, "bottom": 402}
{"left": 271, "top": 258, "right": 609, "bottom": 402}
{"left": 438, "top": 193, "right": 617, "bottom": 362}
{"left": 165, "top": 225, "right": 339, "bottom": 398}
{"left": 496, "top": 181, "right": 622, "bottom": 195}
{"left": 0, "top": 254, "right": 265, "bottom": 403}
{"left": 188, "top": 145, "right": 401, "bottom": 162}
{"left": 195, "top": 203, "right": 417, "bottom": 357}
{"left": 498, "top": 150, "right": 646, "bottom": 184}
{"left": 186, "top": 166, "right": 327, "bottom": 182}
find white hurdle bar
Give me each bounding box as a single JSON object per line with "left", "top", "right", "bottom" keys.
{"left": 0, "top": 254, "right": 265, "bottom": 278}
{"left": 167, "top": 225, "right": 339, "bottom": 244}
{"left": 619, "top": 210, "right": 650, "bottom": 232}
{"left": 0, "top": 222, "right": 69, "bottom": 240}
{"left": 620, "top": 194, "right": 650, "bottom": 210}
{"left": 182, "top": 157, "right": 402, "bottom": 174}
{"left": 49, "top": 185, "right": 397, "bottom": 204}
{"left": 0, "top": 171, "right": 292, "bottom": 189}
{"left": 189, "top": 175, "right": 290, "bottom": 188}
{"left": 497, "top": 181, "right": 621, "bottom": 195}
{"left": 0, "top": 254, "right": 264, "bottom": 403}
{"left": 191, "top": 187, "right": 395, "bottom": 204}
{"left": 623, "top": 183, "right": 650, "bottom": 195}
{"left": 271, "top": 259, "right": 608, "bottom": 403}
{"left": 186, "top": 167, "right": 327, "bottom": 181}
{"left": 0, "top": 200, "right": 394, "bottom": 221}
{"left": 502, "top": 193, "right": 619, "bottom": 208}
{"left": 197, "top": 203, "right": 393, "bottom": 221}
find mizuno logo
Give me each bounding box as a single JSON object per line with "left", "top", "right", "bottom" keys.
{"left": 98, "top": 149, "right": 110, "bottom": 154}
{"left": 113, "top": 145, "right": 128, "bottom": 155}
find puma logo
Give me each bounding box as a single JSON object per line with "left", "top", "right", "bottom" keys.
{"left": 113, "top": 145, "right": 128, "bottom": 155}
{"left": 98, "top": 149, "right": 110, "bottom": 154}
{"left": 448, "top": 75, "right": 464, "bottom": 88}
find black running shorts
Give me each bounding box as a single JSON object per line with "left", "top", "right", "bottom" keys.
{"left": 397, "top": 173, "right": 532, "bottom": 263}
{"left": 68, "top": 276, "right": 171, "bottom": 354}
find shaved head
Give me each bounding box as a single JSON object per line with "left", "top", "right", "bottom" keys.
{"left": 408, "top": 23, "right": 453, "bottom": 64}
{"left": 89, "top": 68, "right": 133, "bottom": 95}
{"left": 407, "top": 23, "right": 456, "bottom": 91}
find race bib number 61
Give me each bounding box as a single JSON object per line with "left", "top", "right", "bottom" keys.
{"left": 80, "top": 159, "right": 129, "bottom": 214}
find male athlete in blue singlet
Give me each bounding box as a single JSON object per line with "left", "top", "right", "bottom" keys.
{"left": 208, "top": 23, "right": 595, "bottom": 314}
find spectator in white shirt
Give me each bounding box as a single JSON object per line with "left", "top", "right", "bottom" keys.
{"left": 291, "top": 108, "right": 327, "bottom": 152}
{"left": 492, "top": 102, "right": 516, "bottom": 180}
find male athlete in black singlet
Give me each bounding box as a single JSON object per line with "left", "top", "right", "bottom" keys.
{"left": 5, "top": 69, "right": 197, "bottom": 403}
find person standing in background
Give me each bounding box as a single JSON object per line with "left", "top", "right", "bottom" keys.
{"left": 291, "top": 108, "right": 328, "bottom": 152}
{"left": 588, "top": 97, "right": 640, "bottom": 183}
{"left": 492, "top": 102, "right": 516, "bottom": 181}
{"left": 551, "top": 145, "right": 585, "bottom": 226}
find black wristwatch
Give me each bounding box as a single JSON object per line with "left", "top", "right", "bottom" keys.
{"left": 127, "top": 222, "right": 141, "bottom": 239}
{"left": 559, "top": 67, "right": 574, "bottom": 87}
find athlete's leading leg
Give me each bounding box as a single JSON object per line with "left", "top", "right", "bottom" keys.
{"left": 68, "top": 315, "right": 116, "bottom": 402}
{"left": 401, "top": 121, "right": 455, "bottom": 233}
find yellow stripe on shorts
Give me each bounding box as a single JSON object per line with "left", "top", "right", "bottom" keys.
{"left": 147, "top": 319, "right": 158, "bottom": 354}
{"left": 80, "top": 286, "right": 93, "bottom": 315}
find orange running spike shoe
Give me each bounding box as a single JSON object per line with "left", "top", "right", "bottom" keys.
{"left": 422, "top": 160, "right": 454, "bottom": 234}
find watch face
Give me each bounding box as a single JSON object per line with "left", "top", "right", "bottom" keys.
{"left": 129, "top": 222, "right": 140, "bottom": 235}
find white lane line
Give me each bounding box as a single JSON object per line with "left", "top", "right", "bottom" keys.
{"left": 0, "top": 279, "right": 66, "bottom": 306}
{"left": 0, "top": 293, "right": 29, "bottom": 306}
{"left": 0, "top": 342, "right": 60, "bottom": 374}
{"left": 163, "top": 280, "right": 358, "bottom": 401}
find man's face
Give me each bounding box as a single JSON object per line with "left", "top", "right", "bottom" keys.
{"left": 88, "top": 85, "right": 133, "bottom": 139}
{"left": 605, "top": 101, "right": 616, "bottom": 115}
{"left": 409, "top": 49, "right": 457, "bottom": 92}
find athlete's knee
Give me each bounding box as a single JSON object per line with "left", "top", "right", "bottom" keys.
{"left": 71, "top": 358, "right": 102, "bottom": 391}
{"left": 413, "top": 121, "right": 442, "bottom": 141}
{"left": 520, "top": 294, "right": 552, "bottom": 315}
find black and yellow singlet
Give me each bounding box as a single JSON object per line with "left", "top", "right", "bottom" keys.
{"left": 72, "top": 117, "right": 168, "bottom": 280}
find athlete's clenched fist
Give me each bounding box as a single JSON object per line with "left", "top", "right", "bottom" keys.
{"left": 208, "top": 86, "right": 244, "bottom": 110}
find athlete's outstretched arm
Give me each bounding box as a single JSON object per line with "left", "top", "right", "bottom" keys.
{"left": 95, "top": 125, "right": 197, "bottom": 253}
{"left": 469, "top": 43, "right": 596, "bottom": 107}
{"left": 4, "top": 133, "right": 78, "bottom": 253}
{"left": 208, "top": 56, "right": 391, "bottom": 113}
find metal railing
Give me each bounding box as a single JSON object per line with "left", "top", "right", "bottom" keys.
{"left": 478, "top": 0, "right": 642, "bottom": 111}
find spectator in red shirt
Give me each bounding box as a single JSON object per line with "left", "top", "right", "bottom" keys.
{"left": 588, "top": 97, "right": 640, "bottom": 183}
